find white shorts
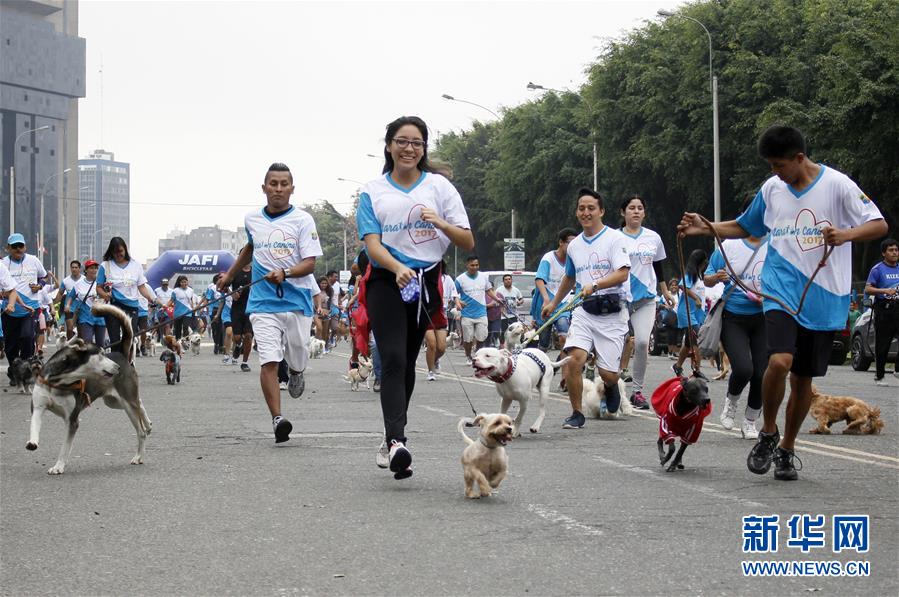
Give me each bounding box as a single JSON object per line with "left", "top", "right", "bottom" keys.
{"left": 461, "top": 316, "right": 488, "bottom": 343}
{"left": 249, "top": 311, "right": 312, "bottom": 372}
{"left": 563, "top": 307, "right": 630, "bottom": 372}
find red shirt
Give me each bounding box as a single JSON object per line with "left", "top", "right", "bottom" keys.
{"left": 651, "top": 377, "right": 712, "bottom": 445}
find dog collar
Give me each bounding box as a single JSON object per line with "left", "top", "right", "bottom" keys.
{"left": 37, "top": 375, "right": 92, "bottom": 406}
{"left": 479, "top": 437, "right": 500, "bottom": 449}
{"left": 488, "top": 358, "right": 515, "bottom": 384}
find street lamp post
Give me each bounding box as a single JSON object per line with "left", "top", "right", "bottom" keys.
{"left": 39, "top": 168, "right": 71, "bottom": 267}
{"left": 441, "top": 94, "right": 500, "bottom": 120}
{"left": 9, "top": 124, "right": 51, "bottom": 233}
{"left": 658, "top": 8, "right": 721, "bottom": 222}
{"left": 527, "top": 82, "right": 599, "bottom": 192}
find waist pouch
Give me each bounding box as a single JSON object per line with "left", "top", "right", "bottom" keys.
{"left": 582, "top": 294, "right": 622, "bottom": 316}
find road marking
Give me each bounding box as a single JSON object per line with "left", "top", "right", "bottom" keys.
{"left": 526, "top": 504, "right": 603, "bottom": 537}
{"left": 418, "top": 405, "right": 462, "bottom": 418}
{"left": 591, "top": 455, "right": 771, "bottom": 509}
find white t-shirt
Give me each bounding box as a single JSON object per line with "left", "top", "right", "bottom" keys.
{"left": 621, "top": 226, "right": 666, "bottom": 302}
{"left": 61, "top": 274, "right": 82, "bottom": 295}
{"left": 155, "top": 286, "right": 173, "bottom": 306}
{"left": 564, "top": 227, "right": 631, "bottom": 298}
{"left": 0, "top": 261, "right": 16, "bottom": 292}
{"left": 455, "top": 271, "right": 493, "bottom": 319}
{"left": 441, "top": 273, "right": 457, "bottom": 310}
{"left": 357, "top": 172, "right": 470, "bottom": 268}
{"left": 244, "top": 205, "right": 323, "bottom": 316}
{"left": 737, "top": 165, "right": 883, "bottom": 330}
{"left": 171, "top": 286, "right": 197, "bottom": 318}
{"left": 497, "top": 285, "right": 522, "bottom": 320}
{"left": 98, "top": 259, "right": 148, "bottom": 309}
{"left": 2, "top": 254, "right": 47, "bottom": 316}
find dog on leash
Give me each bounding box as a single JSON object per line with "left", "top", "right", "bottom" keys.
{"left": 458, "top": 413, "right": 514, "bottom": 499}
{"left": 26, "top": 303, "right": 152, "bottom": 475}
{"left": 651, "top": 375, "right": 711, "bottom": 472}
{"left": 160, "top": 349, "right": 181, "bottom": 385}
{"left": 143, "top": 334, "right": 157, "bottom": 357}
{"left": 808, "top": 385, "right": 884, "bottom": 435}
{"left": 9, "top": 355, "right": 43, "bottom": 394}
{"left": 582, "top": 377, "right": 633, "bottom": 419}
{"left": 447, "top": 331, "right": 462, "bottom": 350}
{"left": 503, "top": 321, "right": 526, "bottom": 352}
{"left": 472, "top": 347, "right": 570, "bottom": 436}
{"left": 346, "top": 355, "right": 372, "bottom": 391}
{"left": 308, "top": 336, "right": 325, "bottom": 359}
{"left": 188, "top": 332, "right": 202, "bottom": 356}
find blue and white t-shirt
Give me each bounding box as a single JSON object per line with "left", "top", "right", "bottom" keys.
{"left": 61, "top": 274, "right": 82, "bottom": 296}
{"left": 676, "top": 275, "right": 706, "bottom": 328}
{"left": 171, "top": 286, "right": 197, "bottom": 318}
{"left": 867, "top": 261, "right": 899, "bottom": 305}
{"left": 455, "top": 272, "right": 492, "bottom": 319}
{"left": 356, "top": 172, "right": 470, "bottom": 269}
{"left": 205, "top": 284, "right": 221, "bottom": 318}
{"left": 155, "top": 286, "right": 173, "bottom": 307}
{"left": 2, "top": 254, "right": 47, "bottom": 317}
{"left": 621, "top": 227, "right": 666, "bottom": 303}
{"left": 705, "top": 239, "right": 768, "bottom": 316}
{"left": 98, "top": 259, "right": 148, "bottom": 310}
{"left": 532, "top": 250, "right": 579, "bottom": 323}
{"left": 564, "top": 227, "right": 631, "bottom": 299}
{"left": 221, "top": 295, "right": 233, "bottom": 324}
{"left": 737, "top": 165, "right": 883, "bottom": 330}
{"left": 68, "top": 276, "right": 103, "bottom": 326}
{"left": 245, "top": 205, "right": 323, "bottom": 316}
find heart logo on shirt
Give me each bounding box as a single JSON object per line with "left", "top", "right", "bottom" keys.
{"left": 748, "top": 260, "right": 765, "bottom": 292}
{"left": 794, "top": 209, "right": 832, "bottom": 253}
{"left": 636, "top": 242, "right": 654, "bottom": 265}
{"left": 407, "top": 203, "right": 438, "bottom": 245}
{"left": 267, "top": 229, "right": 298, "bottom": 260}
{"left": 587, "top": 252, "right": 611, "bottom": 280}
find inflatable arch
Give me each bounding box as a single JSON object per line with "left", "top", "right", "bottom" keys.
{"left": 145, "top": 250, "right": 236, "bottom": 290}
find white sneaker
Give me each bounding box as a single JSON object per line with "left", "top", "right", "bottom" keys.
{"left": 465, "top": 358, "right": 473, "bottom": 366}
{"left": 222, "top": 356, "right": 233, "bottom": 365}
{"left": 427, "top": 370, "right": 437, "bottom": 381}
{"left": 434, "top": 360, "right": 441, "bottom": 372}
{"left": 875, "top": 377, "right": 889, "bottom": 386}
{"left": 719, "top": 396, "right": 738, "bottom": 430}
{"left": 388, "top": 440, "right": 412, "bottom": 479}
{"left": 375, "top": 441, "right": 389, "bottom": 469}
{"left": 278, "top": 381, "right": 288, "bottom": 391}
{"left": 741, "top": 418, "right": 759, "bottom": 440}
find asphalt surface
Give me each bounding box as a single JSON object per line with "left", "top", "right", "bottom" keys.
{"left": 1, "top": 338, "right": 897, "bottom": 596}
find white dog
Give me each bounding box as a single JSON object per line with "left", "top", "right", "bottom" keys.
{"left": 582, "top": 377, "right": 633, "bottom": 419}
{"left": 346, "top": 355, "right": 373, "bottom": 391}
{"left": 447, "top": 331, "right": 462, "bottom": 350}
{"left": 503, "top": 321, "right": 527, "bottom": 352}
{"left": 308, "top": 337, "right": 325, "bottom": 359}
{"left": 472, "top": 347, "right": 570, "bottom": 436}
{"left": 189, "top": 332, "right": 203, "bottom": 356}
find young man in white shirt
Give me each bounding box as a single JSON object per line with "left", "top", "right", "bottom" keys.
{"left": 455, "top": 255, "right": 498, "bottom": 364}
{"left": 679, "top": 124, "right": 886, "bottom": 480}
{"left": 58, "top": 260, "right": 82, "bottom": 340}
{"left": 496, "top": 273, "right": 523, "bottom": 348}
{"left": 219, "top": 163, "right": 322, "bottom": 444}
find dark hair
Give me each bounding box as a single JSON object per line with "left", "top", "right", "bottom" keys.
{"left": 102, "top": 236, "right": 131, "bottom": 263}
{"left": 881, "top": 238, "right": 898, "bottom": 253}
{"left": 685, "top": 249, "right": 708, "bottom": 282}
{"left": 70, "top": 260, "right": 81, "bottom": 268}
{"left": 758, "top": 124, "right": 807, "bottom": 159}
{"left": 317, "top": 276, "right": 333, "bottom": 300}
{"left": 576, "top": 187, "right": 604, "bottom": 209}
{"left": 466, "top": 255, "right": 479, "bottom": 263}
{"left": 175, "top": 275, "right": 188, "bottom": 286}
{"left": 265, "top": 162, "right": 293, "bottom": 183}
{"left": 502, "top": 274, "right": 512, "bottom": 281}
{"left": 326, "top": 270, "right": 338, "bottom": 278}
{"left": 382, "top": 116, "right": 433, "bottom": 175}
{"left": 619, "top": 195, "right": 646, "bottom": 227}
{"left": 212, "top": 273, "right": 221, "bottom": 284}
{"left": 558, "top": 227, "right": 577, "bottom": 242}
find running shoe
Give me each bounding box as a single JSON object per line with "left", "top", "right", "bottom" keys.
{"left": 620, "top": 369, "right": 633, "bottom": 383}
{"left": 741, "top": 418, "right": 759, "bottom": 440}
{"left": 773, "top": 447, "right": 801, "bottom": 481}
{"left": 630, "top": 391, "right": 649, "bottom": 410}
{"left": 273, "top": 417, "right": 292, "bottom": 443}
{"left": 288, "top": 370, "right": 305, "bottom": 398}
{"left": 388, "top": 440, "right": 412, "bottom": 479}
{"left": 562, "top": 410, "right": 586, "bottom": 429}
{"left": 240, "top": 362, "right": 251, "bottom": 372}
{"left": 279, "top": 381, "right": 287, "bottom": 391}
{"left": 720, "top": 396, "right": 738, "bottom": 430}
{"left": 376, "top": 440, "right": 389, "bottom": 469}
{"left": 427, "top": 370, "right": 437, "bottom": 381}
{"left": 372, "top": 378, "right": 381, "bottom": 393}
{"left": 747, "top": 428, "right": 780, "bottom": 475}
{"left": 671, "top": 363, "right": 684, "bottom": 377}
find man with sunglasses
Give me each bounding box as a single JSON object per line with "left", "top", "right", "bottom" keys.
{"left": 2, "top": 233, "right": 44, "bottom": 378}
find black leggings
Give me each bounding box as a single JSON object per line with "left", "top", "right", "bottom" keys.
{"left": 874, "top": 304, "right": 899, "bottom": 378}
{"left": 173, "top": 316, "right": 197, "bottom": 340}
{"left": 366, "top": 266, "right": 441, "bottom": 444}
{"left": 2, "top": 312, "right": 36, "bottom": 366}
{"left": 720, "top": 310, "right": 767, "bottom": 411}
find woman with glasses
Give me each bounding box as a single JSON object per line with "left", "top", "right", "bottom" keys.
{"left": 357, "top": 115, "right": 474, "bottom": 480}
{"left": 97, "top": 236, "right": 157, "bottom": 348}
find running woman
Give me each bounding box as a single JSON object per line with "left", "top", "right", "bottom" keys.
{"left": 619, "top": 196, "right": 673, "bottom": 409}
{"left": 357, "top": 115, "right": 474, "bottom": 479}
{"left": 679, "top": 124, "right": 886, "bottom": 481}
{"left": 541, "top": 188, "right": 631, "bottom": 429}
{"left": 219, "top": 162, "right": 322, "bottom": 444}
{"left": 66, "top": 259, "right": 106, "bottom": 345}
{"left": 168, "top": 275, "right": 199, "bottom": 339}
{"left": 96, "top": 236, "right": 157, "bottom": 348}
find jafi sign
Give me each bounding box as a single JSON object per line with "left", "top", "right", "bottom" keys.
{"left": 503, "top": 238, "right": 525, "bottom": 271}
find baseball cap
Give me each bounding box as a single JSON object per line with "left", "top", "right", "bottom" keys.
{"left": 161, "top": 278, "right": 169, "bottom": 283}
{"left": 7, "top": 233, "right": 25, "bottom": 245}
{"left": 84, "top": 259, "right": 99, "bottom": 268}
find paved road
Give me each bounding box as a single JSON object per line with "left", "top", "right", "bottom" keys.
{"left": 1, "top": 340, "right": 897, "bottom": 596}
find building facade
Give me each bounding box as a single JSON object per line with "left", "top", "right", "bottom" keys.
{"left": 0, "top": 0, "right": 85, "bottom": 273}
{"left": 158, "top": 225, "right": 246, "bottom": 257}
{"left": 77, "top": 149, "right": 130, "bottom": 260}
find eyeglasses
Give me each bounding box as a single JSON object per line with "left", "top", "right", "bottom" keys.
{"left": 392, "top": 138, "right": 426, "bottom": 150}
{"left": 9, "top": 243, "right": 24, "bottom": 249}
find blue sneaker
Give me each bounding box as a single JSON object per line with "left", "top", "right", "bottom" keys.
{"left": 562, "top": 410, "right": 586, "bottom": 429}
{"left": 599, "top": 399, "right": 608, "bottom": 419}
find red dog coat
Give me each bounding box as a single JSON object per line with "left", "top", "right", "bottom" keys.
{"left": 651, "top": 377, "right": 712, "bottom": 445}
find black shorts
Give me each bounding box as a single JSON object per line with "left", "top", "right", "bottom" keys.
{"left": 765, "top": 310, "right": 835, "bottom": 378}
{"left": 231, "top": 308, "right": 252, "bottom": 336}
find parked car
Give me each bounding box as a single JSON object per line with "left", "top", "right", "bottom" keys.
{"left": 850, "top": 306, "right": 899, "bottom": 371}
{"left": 482, "top": 270, "right": 536, "bottom": 325}
{"left": 830, "top": 315, "right": 852, "bottom": 365}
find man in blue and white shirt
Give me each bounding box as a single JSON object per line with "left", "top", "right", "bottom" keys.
{"left": 533, "top": 227, "right": 578, "bottom": 351}
{"left": 680, "top": 124, "right": 886, "bottom": 481}
{"left": 219, "top": 163, "right": 322, "bottom": 444}
{"left": 2, "top": 233, "right": 44, "bottom": 372}
{"left": 455, "top": 255, "right": 498, "bottom": 364}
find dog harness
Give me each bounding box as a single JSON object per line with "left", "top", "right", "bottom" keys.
{"left": 487, "top": 351, "right": 546, "bottom": 384}
{"left": 651, "top": 377, "right": 711, "bottom": 445}
{"left": 37, "top": 375, "right": 92, "bottom": 407}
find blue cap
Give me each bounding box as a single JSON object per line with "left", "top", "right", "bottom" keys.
{"left": 7, "top": 233, "right": 25, "bottom": 245}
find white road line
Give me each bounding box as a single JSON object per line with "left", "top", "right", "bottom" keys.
{"left": 526, "top": 504, "right": 604, "bottom": 537}
{"left": 418, "top": 405, "right": 463, "bottom": 418}
{"left": 591, "top": 455, "right": 771, "bottom": 510}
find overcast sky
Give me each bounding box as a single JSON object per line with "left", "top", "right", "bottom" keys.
{"left": 77, "top": 0, "right": 687, "bottom": 261}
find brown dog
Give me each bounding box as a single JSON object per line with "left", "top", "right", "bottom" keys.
{"left": 808, "top": 385, "right": 884, "bottom": 435}
{"left": 458, "top": 413, "right": 514, "bottom": 499}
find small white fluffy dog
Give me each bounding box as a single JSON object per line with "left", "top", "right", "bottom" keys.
{"left": 582, "top": 377, "right": 633, "bottom": 419}
{"left": 189, "top": 332, "right": 203, "bottom": 356}
{"left": 447, "top": 331, "right": 462, "bottom": 350}
{"left": 472, "top": 347, "right": 570, "bottom": 436}
{"left": 308, "top": 336, "right": 325, "bottom": 359}
{"left": 458, "top": 413, "right": 514, "bottom": 499}
{"left": 346, "top": 355, "right": 372, "bottom": 391}
{"left": 503, "top": 321, "right": 527, "bottom": 352}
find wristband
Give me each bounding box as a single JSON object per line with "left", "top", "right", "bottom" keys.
{"left": 282, "top": 268, "right": 290, "bottom": 279}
